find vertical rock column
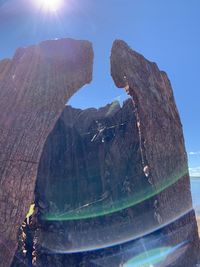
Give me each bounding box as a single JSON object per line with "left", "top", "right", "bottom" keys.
{"left": 0, "top": 38, "right": 93, "bottom": 267}
{"left": 111, "top": 40, "right": 199, "bottom": 266}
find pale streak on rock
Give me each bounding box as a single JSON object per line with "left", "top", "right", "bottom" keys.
{"left": 111, "top": 40, "right": 199, "bottom": 266}
{"left": 0, "top": 38, "right": 93, "bottom": 267}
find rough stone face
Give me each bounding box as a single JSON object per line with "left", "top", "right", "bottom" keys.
{"left": 36, "top": 100, "right": 143, "bottom": 214}
{"left": 111, "top": 40, "right": 200, "bottom": 266}
{"left": 35, "top": 99, "right": 156, "bottom": 250}
{"left": 2, "top": 38, "right": 200, "bottom": 267}
{"left": 12, "top": 100, "right": 156, "bottom": 266}
{"left": 0, "top": 38, "right": 93, "bottom": 267}
{"left": 13, "top": 41, "right": 200, "bottom": 267}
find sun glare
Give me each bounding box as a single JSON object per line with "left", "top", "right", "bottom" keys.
{"left": 36, "top": 0, "right": 63, "bottom": 12}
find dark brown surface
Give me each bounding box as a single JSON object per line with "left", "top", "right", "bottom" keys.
{"left": 0, "top": 38, "right": 93, "bottom": 267}
{"left": 1, "top": 38, "right": 200, "bottom": 266}
{"left": 13, "top": 41, "right": 200, "bottom": 267}
{"left": 34, "top": 99, "right": 156, "bottom": 254}
{"left": 111, "top": 40, "right": 200, "bottom": 266}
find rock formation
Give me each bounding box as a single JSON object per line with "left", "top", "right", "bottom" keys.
{"left": 0, "top": 38, "right": 93, "bottom": 267}
{"left": 34, "top": 99, "right": 156, "bottom": 253}
{"left": 10, "top": 99, "right": 163, "bottom": 266}
{"left": 13, "top": 41, "right": 200, "bottom": 267}
{"left": 111, "top": 40, "right": 200, "bottom": 266}
{"left": 1, "top": 38, "right": 200, "bottom": 267}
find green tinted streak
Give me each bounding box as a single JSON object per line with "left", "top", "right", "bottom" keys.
{"left": 44, "top": 168, "right": 187, "bottom": 221}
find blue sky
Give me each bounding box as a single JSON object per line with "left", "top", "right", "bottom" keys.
{"left": 0, "top": 0, "right": 200, "bottom": 176}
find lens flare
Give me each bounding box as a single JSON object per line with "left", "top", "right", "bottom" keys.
{"left": 43, "top": 169, "right": 188, "bottom": 221}
{"left": 35, "top": 0, "right": 63, "bottom": 12}
{"left": 123, "top": 242, "right": 188, "bottom": 267}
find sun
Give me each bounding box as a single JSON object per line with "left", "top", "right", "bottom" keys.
{"left": 36, "top": 0, "right": 63, "bottom": 12}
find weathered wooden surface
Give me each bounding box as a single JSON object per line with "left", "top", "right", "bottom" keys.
{"left": 0, "top": 38, "right": 93, "bottom": 267}
{"left": 111, "top": 40, "right": 199, "bottom": 266}
{"left": 1, "top": 38, "right": 199, "bottom": 266}
{"left": 34, "top": 99, "right": 156, "bottom": 256}
{"left": 12, "top": 41, "right": 200, "bottom": 267}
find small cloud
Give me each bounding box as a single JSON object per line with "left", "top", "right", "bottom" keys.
{"left": 189, "top": 166, "right": 200, "bottom": 177}
{"left": 189, "top": 151, "right": 200, "bottom": 156}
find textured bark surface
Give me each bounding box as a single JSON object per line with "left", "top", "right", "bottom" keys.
{"left": 34, "top": 99, "right": 156, "bottom": 255}
{"left": 111, "top": 40, "right": 200, "bottom": 266}
{"left": 2, "top": 38, "right": 200, "bottom": 267}
{"left": 0, "top": 38, "right": 93, "bottom": 267}
{"left": 13, "top": 41, "right": 200, "bottom": 266}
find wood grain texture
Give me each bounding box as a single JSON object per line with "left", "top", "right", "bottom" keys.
{"left": 111, "top": 40, "right": 200, "bottom": 266}
{"left": 0, "top": 38, "right": 93, "bottom": 267}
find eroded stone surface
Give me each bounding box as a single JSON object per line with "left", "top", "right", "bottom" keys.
{"left": 111, "top": 40, "right": 200, "bottom": 266}
{"left": 0, "top": 38, "right": 93, "bottom": 267}
{"left": 13, "top": 39, "right": 200, "bottom": 266}
{"left": 2, "top": 38, "right": 200, "bottom": 267}
{"left": 12, "top": 100, "right": 156, "bottom": 266}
